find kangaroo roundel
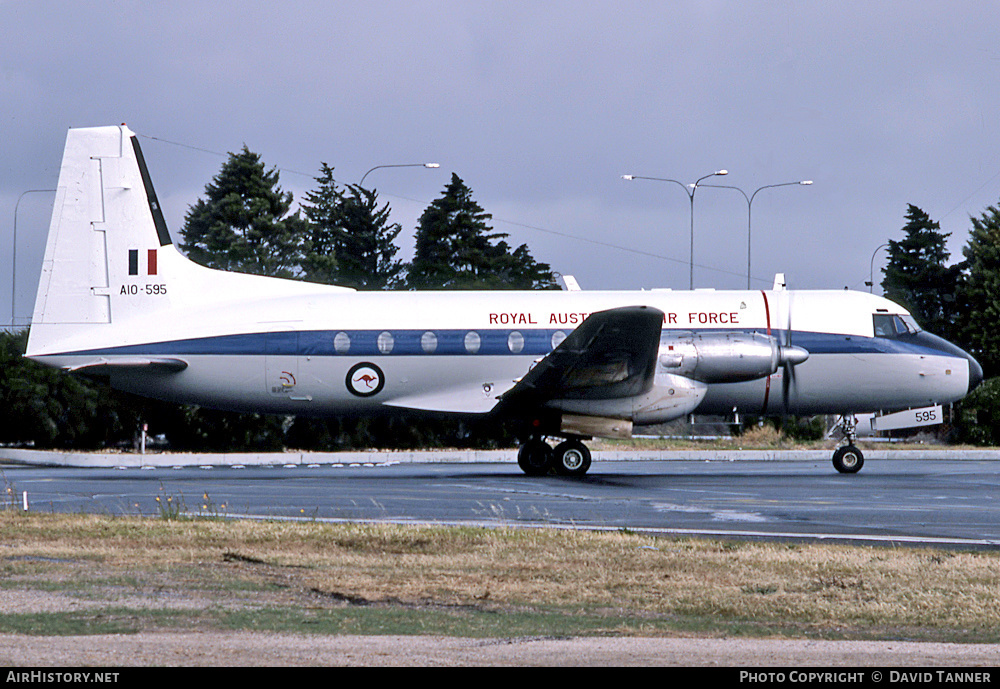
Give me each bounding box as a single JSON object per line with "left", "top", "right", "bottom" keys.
{"left": 346, "top": 363, "right": 385, "bottom": 397}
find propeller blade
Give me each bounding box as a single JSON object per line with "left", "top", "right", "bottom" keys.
{"left": 778, "top": 292, "right": 810, "bottom": 415}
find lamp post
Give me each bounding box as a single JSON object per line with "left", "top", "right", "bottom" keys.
{"left": 701, "top": 181, "right": 813, "bottom": 288}
{"left": 622, "top": 170, "right": 728, "bottom": 289}
{"left": 11, "top": 189, "right": 55, "bottom": 328}
{"left": 868, "top": 243, "right": 890, "bottom": 293}
{"left": 359, "top": 162, "right": 440, "bottom": 187}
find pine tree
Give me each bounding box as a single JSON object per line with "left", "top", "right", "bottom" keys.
{"left": 300, "top": 165, "right": 404, "bottom": 289}
{"left": 957, "top": 203, "right": 1000, "bottom": 378}
{"left": 300, "top": 166, "right": 404, "bottom": 290}
{"left": 880, "top": 204, "right": 962, "bottom": 338}
{"left": 180, "top": 146, "right": 307, "bottom": 278}
{"left": 299, "top": 162, "right": 342, "bottom": 285}
{"left": 336, "top": 184, "right": 404, "bottom": 290}
{"left": 406, "top": 173, "right": 557, "bottom": 290}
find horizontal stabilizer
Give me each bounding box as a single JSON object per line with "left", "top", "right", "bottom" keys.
{"left": 65, "top": 357, "right": 189, "bottom": 373}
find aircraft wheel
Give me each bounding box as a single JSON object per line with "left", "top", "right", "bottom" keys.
{"left": 832, "top": 445, "right": 864, "bottom": 474}
{"left": 517, "top": 439, "right": 553, "bottom": 476}
{"left": 553, "top": 439, "right": 592, "bottom": 477}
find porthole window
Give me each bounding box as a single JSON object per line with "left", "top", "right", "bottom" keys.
{"left": 507, "top": 331, "right": 524, "bottom": 354}
{"left": 334, "top": 331, "right": 351, "bottom": 354}
{"left": 377, "top": 331, "right": 394, "bottom": 354}
{"left": 420, "top": 331, "right": 438, "bottom": 353}
{"left": 464, "top": 331, "right": 481, "bottom": 354}
{"left": 551, "top": 331, "right": 567, "bottom": 350}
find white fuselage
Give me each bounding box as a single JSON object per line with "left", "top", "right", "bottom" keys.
{"left": 29, "top": 277, "right": 976, "bottom": 422}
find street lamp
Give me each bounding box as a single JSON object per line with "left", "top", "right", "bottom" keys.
{"left": 622, "top": 170, "right": 728, "bottom": 289}
{"left": 700, "top": 181, "right": 813, "bottom": 288}
{"left": 867, "top": 243, "right": 890, "bottom": 293}
{"left": 359, "top": 162, "right": 440, "bottom": 187}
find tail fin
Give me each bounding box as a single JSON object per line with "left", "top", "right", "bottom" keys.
{"left": 27, "top": 124, "right": 348, "bottom": 360}
{"left": 27, "top": 125, "right": 178, "bottom": 350}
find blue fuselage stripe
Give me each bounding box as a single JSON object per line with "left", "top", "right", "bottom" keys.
{"left": 59, "top": 328, "right": 962, "bottom": 359}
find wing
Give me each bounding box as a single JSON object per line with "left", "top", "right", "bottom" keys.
{"left": 496, "top": 305, "right": 664, "bottom": 410}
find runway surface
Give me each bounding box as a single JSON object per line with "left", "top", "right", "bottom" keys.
{"left": 4, "top": 458, "right": 999, "bottom": 547}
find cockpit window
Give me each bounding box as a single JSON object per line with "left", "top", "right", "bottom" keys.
{"left": 873, "top": 313, "right": 922, "bottom": 338}
{"left": 899, "top": 315, "right": 921, "bottom": 333}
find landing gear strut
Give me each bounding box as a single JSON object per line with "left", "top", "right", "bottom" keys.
{"left": 831, "top": 414, "right": 864, "bottom": 474}
{"left": 516, "top": 437, "right": 592, "bottom": 477}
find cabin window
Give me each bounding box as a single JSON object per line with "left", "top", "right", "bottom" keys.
{"left": 421, "top": 331, "right": 438, "bottom": 354}
{"left": 508, "top": 331, "right": 524, "bottom": 354}
{"left": 334, "top": 331, "right": 351, "bottom": 353}
{"left": 551, "top": 331, "right": 567, "bottom": 350}
{"left": 377, "top": 331, "right": 394, "bottom": 354}
{"left": 464, "top": 331, "right": 481, "bottom": 354}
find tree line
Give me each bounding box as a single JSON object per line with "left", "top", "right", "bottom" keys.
{"left": 1, "top": 148, "right": 556, "bottom": 451}
{"left": 178, "top": 148, "right": 559, "bottom": 292}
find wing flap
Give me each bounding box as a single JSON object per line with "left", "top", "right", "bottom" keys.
{"left": 498, "top": 305, "right": 664, "bottom": 409}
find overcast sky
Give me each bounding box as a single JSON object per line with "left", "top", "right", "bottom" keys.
{"left": 5, "top": 1, "right": 1000, "bottom": 325}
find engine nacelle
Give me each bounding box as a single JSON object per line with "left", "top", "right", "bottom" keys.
{"left": 658, "top": 331, "right": 788, "bottom": 384}
{"left": 547, "top": 373, "right": 707, "bottom": 426}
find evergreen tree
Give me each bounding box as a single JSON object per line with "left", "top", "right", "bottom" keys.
{"left": 881, "top": 204, "right": 962, "bottom": 338}
{"left": 300, "top": 164, "right": 403, "bottom": 289}
{"left": 957, "top": 203, "right": 1000, "bottom": 378}
{"left": 406, "top": 174, "right": 558, "bottom": 290}
{"left": 180, "top": 146, "right": 307, "bottom": 279}
{"left": 299, "top": 162, "right": 341, "bottom": 285}
{"left": 335, "top": 184, "right": 404, "bottom": 290}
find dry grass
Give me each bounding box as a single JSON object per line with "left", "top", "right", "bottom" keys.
{"left": 593, "top": 432, "right": 976, "bottom": 452}
{"left": 1, "top": 512, "right": 998, "bottom": 640}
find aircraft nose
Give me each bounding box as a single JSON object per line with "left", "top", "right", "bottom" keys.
{"left": 911, "top": 330, "right": 983, "bottom": 395}
{"left": 968, "top": 354, "right": 984, "bottom": 393}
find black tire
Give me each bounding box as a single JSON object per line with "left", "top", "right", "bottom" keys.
{"left": 553, "top": 439, "right": 592, "bottom": 477}
{"left": 517, "top": 439, "right": 552, "bottom": 476}
{"left": 832, "top": 445, "right": 864, "bottom": 474}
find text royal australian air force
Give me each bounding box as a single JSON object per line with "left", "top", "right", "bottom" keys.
{"left": 479, "top": 291, "right": 767, "bottom": 333}
{"left": 489, "top": 307, "right": 744, "bottom": 327}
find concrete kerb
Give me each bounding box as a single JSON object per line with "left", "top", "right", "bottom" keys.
{"left": 3, "top": 447, "right": 1000, "bottom": 469}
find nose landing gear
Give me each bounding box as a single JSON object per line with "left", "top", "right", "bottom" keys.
{"left": 831, "top": 414, "right": 864, "bottom": 474}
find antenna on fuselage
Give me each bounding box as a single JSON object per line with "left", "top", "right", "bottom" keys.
{"left": 561, "top": 275, "right": 582, "bottom": 291}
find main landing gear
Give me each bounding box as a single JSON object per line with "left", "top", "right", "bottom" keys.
{"left": 517, "top": 437, "right": 592, "bottom": 477}
{"left": 831, "top": 414, "right": 864, "bottom": 474}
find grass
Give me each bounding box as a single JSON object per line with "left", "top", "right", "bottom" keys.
{"left": 593, "top": 425, "right": 981, "bottom": 451}
{"left": 0, "top": 512, "right": 997, "bottom": 642}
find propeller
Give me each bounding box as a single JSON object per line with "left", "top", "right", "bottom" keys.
{"left": 777, "top": 291, "right": 809, "bottom": 414}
